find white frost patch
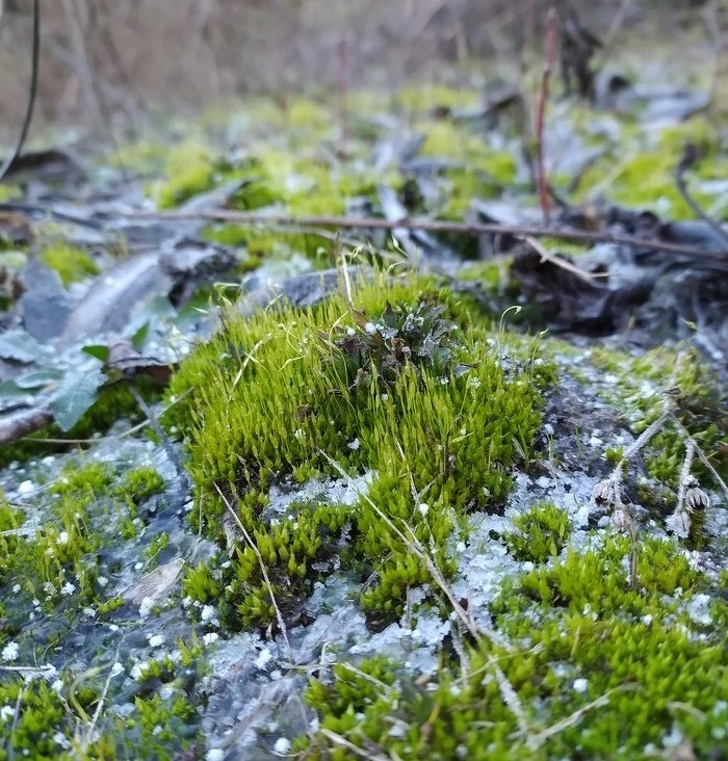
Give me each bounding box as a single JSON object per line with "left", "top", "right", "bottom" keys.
{"left": 17, "top": 480, "right": 34, "bottom": 495}
{"left": 661, "top": 724, "right": 684, "bottom": 748}
{"left": 266, "top": 471, "right": 374, "bottom": 517}
{"left": 201, "top": 605, "right": 217, "bottom": 622}
{"left": 273, "top": 737, "right": 292, "bottom": 754}
{"left": 1, "top": 642, "right": 19, "bottom": 662}
{"left": 684, "top": 593, "right": 713, "bottom": 627}
{"left": 535, "top": 475, "right": 552, "bottom": 489}
{"left": 254, "top": 648, "right": 273, "bottom": 670}
{"left": 138, "top": 597, "right": 155, "bottom": 618}
{"left": 410, "top": 615, "right": 450, "bottom": 648}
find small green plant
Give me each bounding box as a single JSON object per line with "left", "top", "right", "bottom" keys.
{"left": 504, "top": 501, "right": 572, "bottom": 563}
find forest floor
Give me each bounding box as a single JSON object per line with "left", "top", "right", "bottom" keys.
{"left": 0, "top": 3, "right": 727, "bottom": 760}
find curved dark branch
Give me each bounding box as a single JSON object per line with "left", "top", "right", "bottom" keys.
{"left": 0, "top": 0, "right": 40, "bottom": 182}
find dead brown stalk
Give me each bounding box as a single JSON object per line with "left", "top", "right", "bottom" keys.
{"left": 535, "top": 7, "right": 558, "bottom": 224}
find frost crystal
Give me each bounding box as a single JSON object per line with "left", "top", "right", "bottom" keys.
{"left": 1, "top": 642, "right": 19, "bottom": 662}
{"left": 273, "top": 738, "right": 292, "bottom": 754}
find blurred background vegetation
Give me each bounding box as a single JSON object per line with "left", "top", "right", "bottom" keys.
{"left": 0, "top": 0, "right": 722, "bottom": 143}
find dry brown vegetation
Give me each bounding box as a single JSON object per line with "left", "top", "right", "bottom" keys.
{"left": 0, "top": 0, "right": 713, "bottom": 144}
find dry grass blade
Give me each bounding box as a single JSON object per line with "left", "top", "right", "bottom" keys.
{"left": 212, "top": 482, "right": 309, "bottom": 729}
{"left": 319, "top": 729, "right": 393, "bottom": 761}
{"left": 521, "top": 684, "right": 636, "bottom": 750}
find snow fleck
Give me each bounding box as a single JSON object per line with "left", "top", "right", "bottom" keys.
{"left": 53, "top": 731, "right": 71, "bottom": 749}
{"left": 273, "top": 738, "right": 292, "bottom": 755}
{"left": 661, "top": 724, "right": 684, "bottom": 748}
{"left": 255, "top": 648, "right": 273, "bottom": 669}
{"left": 203, "top": 632, "right": 219, "bottom": 646}
{"left": 347, "top": 438, "right": 360, "bottom": 451}
{"left": 139, "top": 597, "right": 155, "bottom": 618}
{"left": 573, "top": 678, "right": 588, "bottom": 693}
{"left": 61, "top": 582, "right": 76, "bottom": 596}
{"left": 18, "top": 480, "right": 34, "bottom": 495}
{"left": 685, "top": 594, "right": 712, "bottom": 627}
{"left": 1, "top": 642, "right": 19, "bottom": 662}
{"left": 148, "top": 634, "right": 165, "bottom": 648}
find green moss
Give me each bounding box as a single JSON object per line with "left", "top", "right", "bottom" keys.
{"left": 0, "top": 650, "right": 204, "bottom": 759}
{"left": 0, "top": 457, "right": 161, "bottom": 675}
{"left": 589, "top": 344, "right": 727, "bottom": 492}
{"left": 300, "top": 535, "right": 727, "bottom": 760}
{"left": 0, "top": 494, "right": 23, "bottom": 580}
{"left": 181, "top": 561, "right": 222, "bottom": 606}
{"left": 286, "top": 98, "right": 333, "bottom": 131}
{"left": 51, "top": 462, "right": 114, "bottom": 500}
{"left": 575, "top": 117, "right": 726, "bottom": 218}
{"left": 0, "top": 678, "right": 75, "bottom": 760}
{"left": 129, "top": 694, "right": 198, "bottom": 759}
{"left": 40, "top": 243, "right": 99, "bottom": 286}
{"left": 152, "top": 141, "right": 217, "bottom": 209}
{"left": 117, "top": 467, "right": 165, "bottom": 503}
{"left": 394, "top": 85, "right": 480, "bottom": 112}
{"left": 164, "top": 271, "right": 549, "bottom": 630}
{"left": 504, "top": 501, "right": 572, "bottom": 563}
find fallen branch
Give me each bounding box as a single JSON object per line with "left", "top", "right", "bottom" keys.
{"left": 129, "top": 207, "right": 728, "bottom": 260}
{"left": 0, "top": 407, "right": 53, "bottom": 446}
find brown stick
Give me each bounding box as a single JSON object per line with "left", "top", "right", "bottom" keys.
{"left": 0, "top": 407, "right": 53, "bottom": 446}
{"left": 128, "top": 207, "right": 728, "bottom": 259}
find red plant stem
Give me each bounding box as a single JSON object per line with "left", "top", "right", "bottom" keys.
{"left": 535, "top": 7, "right": 558, "bottom": 224}
{"left": 337, "top": 32, "right": 348, "bottom": 156}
